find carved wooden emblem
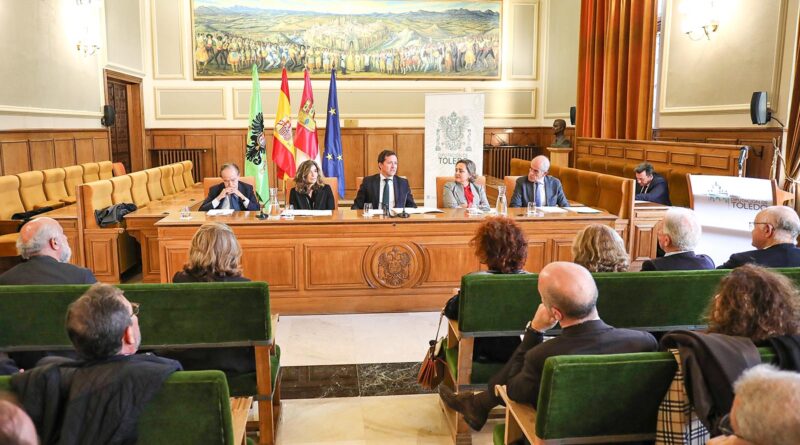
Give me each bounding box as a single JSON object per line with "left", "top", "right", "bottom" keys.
{"left": 367, "top": 243, "right": 423, "bottom": 289}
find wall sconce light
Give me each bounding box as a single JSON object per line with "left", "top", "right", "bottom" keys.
{"left": 72, "top": 0, "right": 101, "bottom": 56}
{"left": 679, "top": 0, "right": 719, "bottom": 41}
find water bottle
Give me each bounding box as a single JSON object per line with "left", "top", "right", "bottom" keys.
{"left": 496, "top": 185, "right": 508, "bottom": 216}
{"left": 269, "top": 188, "right": 281, "bottom": 216}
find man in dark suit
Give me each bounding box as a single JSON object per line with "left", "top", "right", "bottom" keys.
{"left": 642, "top": 207, "right": 715, "bottom": 271}
{"left": 509, "top": 155, "right": 569, "bottom": 207}
{"left": 351, "top": 150, "right": 416, "bottom": 210}
{"left": 634, "top": 162, "right": 671, "bottom": 205}
{"left": 439, "top": 262, "right": 658, "bottom": 431}
{"left": 0, "top": 217, "right": 96, "bottom": 285}
{"left": 199, "top": 163, "right": 260, "bottom": 211}
{"left": 718, "top": 206, "right": 800, "bottom": 269}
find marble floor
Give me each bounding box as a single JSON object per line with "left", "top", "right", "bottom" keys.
{"left": 275, "top": 312, "right": 497, "bottom": 445}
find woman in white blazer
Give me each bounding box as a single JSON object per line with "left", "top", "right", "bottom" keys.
{"left": 442, "top": 159, "right": 490, "bottom": 209}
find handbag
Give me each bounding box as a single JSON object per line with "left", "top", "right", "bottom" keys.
{"left": 417, "top": 309, "right": 448, "bottom": 390}
{"left": 655, "top": 349, "right": 709, "bottom": 445}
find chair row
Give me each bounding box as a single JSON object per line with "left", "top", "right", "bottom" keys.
{"left": 0, "top": 281, "right": 280, "bottom": 445}
{"left": 441, "top": 268, "right": 800, "bottom": 441}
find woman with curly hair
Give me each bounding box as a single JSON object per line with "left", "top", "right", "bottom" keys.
{"left": 173, "top": 222, "right": 250, "bottom": 282}
{"left": 707, "top": 264, "right": 800, "bottom": 342}
{"left": 445, "top": 216, "right": 529, "bottom": 363}
{"left": 571, "top": 224, "right": 629, "bottom": 272}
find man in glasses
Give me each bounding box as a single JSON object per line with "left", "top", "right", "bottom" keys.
{"left": 10, "top": 284, "right": 181, "bottom": 444}
{"left": 718, "top": 205, "right": 800, "bottom": 269}
{"left": 510, "top": 155, "right": 569, "bottom": 208}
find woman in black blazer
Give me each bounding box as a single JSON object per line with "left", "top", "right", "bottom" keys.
{"left": 289, "top": 160, "right": 335, "bottom": 210}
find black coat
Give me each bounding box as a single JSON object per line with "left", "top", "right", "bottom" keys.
{"left": 718, "top": 243, "right": 800, "bottom": 269}
{"left": 199, "top": 182, "right": 260, "bottom": 211}
{"left": 289, "top": 184, "right": 335, "bottom": 210}
{"left": 0, "top": 255, "right": 96, "bottom": 285}
{"left": 351, "top": 174, "right": 416, "bottom": 210}
{"left": 636, "top": 173, "right": 671, "bottom": 206}
{"left": 641, "top": 251, "right": 715, "bottom": 271}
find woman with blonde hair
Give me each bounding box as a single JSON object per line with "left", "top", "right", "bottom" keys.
{"left": 289, "top": 160, "right": 335, "bottom": 210}
{"left": 173, "top": 222, "right": 249, "bottom": 282}
{"left": 571, "top": 224, "right": 629, "bottom": 272}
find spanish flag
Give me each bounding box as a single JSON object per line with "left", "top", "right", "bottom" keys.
{"left": 272, "top": 68, "right": 296, "bottom": 181}
{"left": 294, "top": 69, "right": 318, "bottom": 161}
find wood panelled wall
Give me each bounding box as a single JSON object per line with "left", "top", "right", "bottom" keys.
{"left": 0, "top": 130, "right": 111, "bottom": 176}
{"left": 652, "top": 127, "right": 783, "bottom": 179}
{"left": 146, "top": 127, "right": 575, "bottom": 199}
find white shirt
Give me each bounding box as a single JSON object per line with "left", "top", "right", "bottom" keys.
{"left": 378, "top": 174, "right": 395, "bottom": 209}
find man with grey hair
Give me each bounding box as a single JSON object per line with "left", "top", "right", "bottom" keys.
{"left": 708, "top": 365, "right": 800, "bottom": 445}
{"left": 199, "top": 162, "right": 260, "bottom": 211}
{"left": 510, "top": 155, "right": 569, "bottom": 208}
{"left": 718, "top": 205, "right": 800, "bottom": 269}
{"left": 642, "top": 207, "right": 715, "bottom": 270}
{"left": 439, "top": 262, "right": 657, "bottom": 431}
{"left": 0, "top": 217, "right": 95, "bottom": 284}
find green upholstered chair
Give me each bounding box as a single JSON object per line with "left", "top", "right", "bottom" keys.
{"left": 0, "top": 282, "right": 279, "bottom": 445}
{"left": 0, "top": 370, "right": 239, "bottom": 445}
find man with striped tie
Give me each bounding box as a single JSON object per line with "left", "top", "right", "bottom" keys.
{"left": 510, "top": 155, "right": 569, "bottom": 208}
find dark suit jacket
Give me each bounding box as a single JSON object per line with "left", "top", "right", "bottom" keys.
{"left": 351, "top": 174, "right": 417, "bottom": 210}
{"left": 718, "top": 243, "right": 800, "bottom": 269}
{"left": 490, "top": 320, "right": 657, "bottom": 407}
{"left": 510, "top": 176, "right": 569, "bottom": 208}
{"left": 636, "top": 174, "right": 671, "bottom": 206}
{"left": 199, "top": 182, "right": 260, "bottom": 211}
{"left": 641, "top": 251, "right": 715, "bottom": 271}
{"left": 289, "top": 184, "right": 335, "bottom": 210}
{"left": 0, "top": 255, "right": 96, "bottom": 285}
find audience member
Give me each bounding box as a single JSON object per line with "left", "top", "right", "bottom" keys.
{"left": 718, "top": 206, "right": 800, "bottom": 269}
{"left": 0, "top": 217, "right": 96, "bottom": 285}
{"left": 510, "top": 155, "right": 569, "bottom": 208}
{"left": 11, "top": 284, "right": 181, "bottom": 444}
{"left": 289, "top": 160, "right": 335, "bottom": 210}
{"left": 0, "top": 395, "right": 38, "bottom": 445}
{"left": 442, "top": 159, "right": 489, "bottom": 209}
{"left": 642, "top": 207, "right": 714, "bottom": 271}
{"left": 352, "top": 149, "right": 416, "bottom": 210}
{"left": 634, "top": 162, "right": 671, "bottom": 205}
{"left": 708, "top": 365, "right": 800, "bottom": 445}
{"left": 551, "top": 119, "right": 571, "bottom": 148}
{"left": 173, "top": 222, "right": 250, "bottom": 282}
{"left": 439, "top": 262, "right": 657, "bottom": 431}
{"left": 706, "top": 264, "right": 800, "bottom": 342}
{"left": 199, "top": 163, "right": 260, "bottom": 211}
{"left": 444, "top": 217, "right": 528, "bottom": 363}
{"left": 571, "top": 224, "right": 629, "bottom": 272}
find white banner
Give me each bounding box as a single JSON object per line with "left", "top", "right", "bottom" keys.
{"left": 423, "top": 93, "right": 485, "bottom": 207}
{"left": 689, "top": 175, "right": 774, "bottom": 266}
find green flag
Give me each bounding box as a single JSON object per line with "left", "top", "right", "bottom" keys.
{"left": 244, "top": 64, "right": 269, "bottom": 204}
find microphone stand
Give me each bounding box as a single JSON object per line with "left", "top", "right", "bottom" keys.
{"left": 397, "top": 191, "right": 410, "bottom": 218}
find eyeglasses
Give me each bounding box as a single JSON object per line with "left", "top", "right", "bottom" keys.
{"left": 717, "top": 413, "right": 750, "bottom": 441}
{"left": 748, "top": 221, "right": 771, "bottom": 230}
{"left": 130, "top": 302, "right": 140, "bottom": 318}
{"left": 529, "top": 168, "right": 548, "bottom": 175}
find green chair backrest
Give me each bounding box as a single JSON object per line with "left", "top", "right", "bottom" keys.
{"left": 534, "top": 348, "right": 776, "bottom": 442}
{"left": 0, "top": 282, "right": 272, "bottom": 351}
{"left": 0, "top": 370, "right": 236, "bottom": 445}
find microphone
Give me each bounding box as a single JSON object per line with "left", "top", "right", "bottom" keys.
{"left": 398, "top": 191, "right": 410, "bottom": 218}
{"left": 738, "top": 146, "right": 750, "bottom": 177}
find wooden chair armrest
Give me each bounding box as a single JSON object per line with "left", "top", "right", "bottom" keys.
{"left": 495, "top": 385, "right": 538, "bottom": 445}
{"left": 447, "top": 318, "right": 462, "bottom": 348}
{"left": 0, "top": 220, "right": 20, "bottom": 236}
{"left": 230, "top": 396, "right": 253, "bottom": 445}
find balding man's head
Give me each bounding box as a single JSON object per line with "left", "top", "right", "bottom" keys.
{"left": 752, "top": 206, "right": 800, "bottom": 248}
{"left": 528, "top": 156, "right": 551, "bottom": 182}
{"left": 16, "top": 217, "right": 71, "bottom": 262}
{"left": 538, "top": 262, "right": 598, "bottom": 322}
{"left": 0, "top": 398, "right": 37, "bottom": 445}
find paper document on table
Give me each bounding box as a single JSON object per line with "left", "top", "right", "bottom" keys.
{"left": 634, "top": 200, "right": 650, "bottom": 204}
{"left": 207, "top": 209, "right": 235, "bottom": 216}
{"left": 566, "top": 207, "right": 602, "bottom": 214}
{"left": 392, "top": 207, "right": 444, "bottom": 214}
{"left": 536, "top": 206, "right": 568, "bottom": 213}
{"left": 285, "top": 210, "right": 333, "bottom": 216}
{"left": 366, "top": 209, "right": 385, "bottom": 216}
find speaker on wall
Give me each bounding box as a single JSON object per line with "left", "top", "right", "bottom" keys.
{"left": 569, "top": 106, "right": 576, "bottom": 126}
{"left": 101, "top": 105, "right": 115, "bottom": 127}
{"left": 750, "top": 91, "right": 770, "bottom": 125}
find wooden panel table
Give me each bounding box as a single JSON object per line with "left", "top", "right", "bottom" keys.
{"left": 156, "top": 209, "right": 618, "bottom": 314}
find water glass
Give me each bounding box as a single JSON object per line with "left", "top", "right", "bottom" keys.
{"left": 363, "top": 203, "right": 373, "bottom": 218}
{"left": 179, "top": 206, "right": 191, "bottom": 220}
{"left": 467, "top": 203, "right": 480, "bottom": 216}
{"left": 527, "top": 202, "right": 537, "bottom": 216}
{"left": 285, "top": 204, "right": 295, "bottom": 220}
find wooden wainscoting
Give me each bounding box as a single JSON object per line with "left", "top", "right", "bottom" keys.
{"left": 652, "top": 127, "right": 783, "bottom": 179}
{"left": 0, "top": 129, "right": 111, "bottom": 176}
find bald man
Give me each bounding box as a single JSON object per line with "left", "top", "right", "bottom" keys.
{"left": 0, "top": 217, "right": 96, "bottom": 285}
{"left": 718, "top": 206, "right": 800, "bottom": 269}
{"left": 0, "top": 397, "right": 38, "bottom": 445}
{"left": 439, "top": 262, "right": 657, "bottom": 431}
{"left": 510, "top": 155, "right": 569, "bottom": 208}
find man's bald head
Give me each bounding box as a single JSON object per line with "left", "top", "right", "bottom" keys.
{"left": 16, "top": 217, "right": 71, "bottom": 262}
{"left": 761, "top": 206, "right": 800, "bottom": 238}
{"left": 538, "top": 262, "right": 598, "bottom": 321}
{"left": 0, "top": 397, "right": 38, "bottom": 445}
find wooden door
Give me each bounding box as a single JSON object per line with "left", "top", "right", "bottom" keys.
{"left": 107, "top": 80, "right": 131, "bottom": 173}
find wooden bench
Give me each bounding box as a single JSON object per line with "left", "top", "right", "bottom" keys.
{"left": 0, "top": 281, "right": 281, "bottom": 445}
{"left": 493, "top": 348, "right": 776, "bottom": 444}
{"left": 0, "top": 370, "right": 246, "bottom": 445}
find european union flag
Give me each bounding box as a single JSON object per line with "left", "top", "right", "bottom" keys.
{"left": 322, "top": 69, "right": 345, "bottom": 198}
